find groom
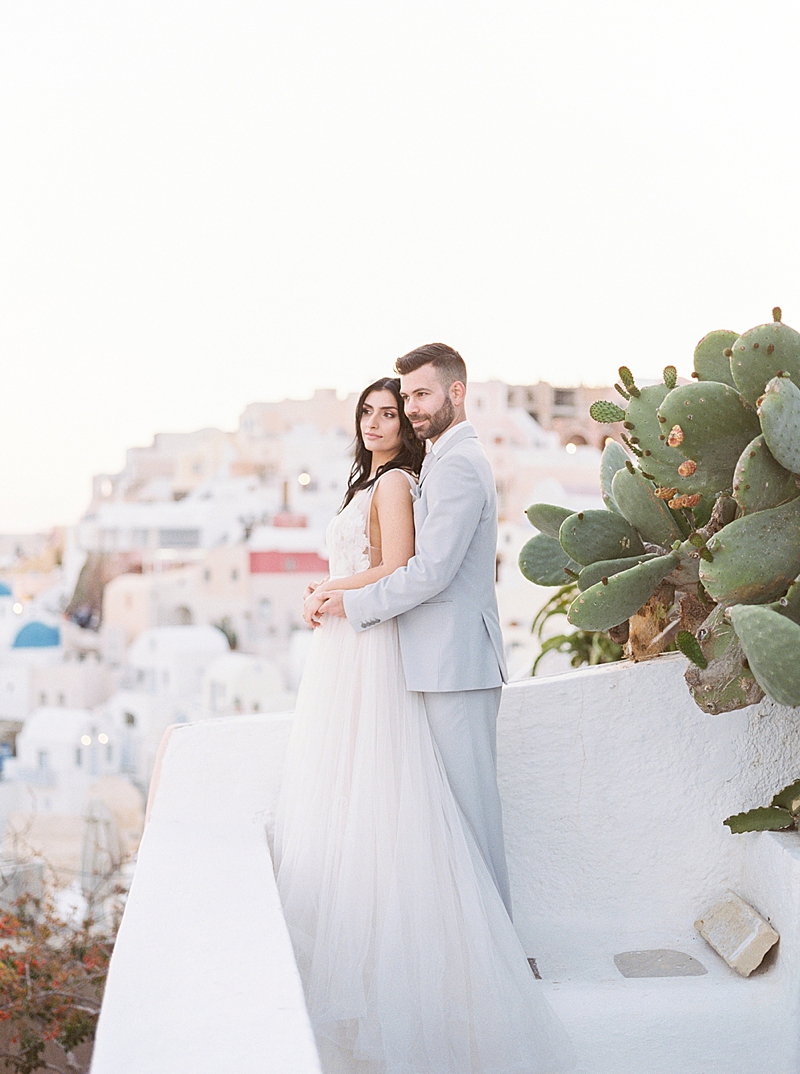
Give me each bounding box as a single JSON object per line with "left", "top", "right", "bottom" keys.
{"left": 319, "top": 343, "right": 512, "bottom": 915}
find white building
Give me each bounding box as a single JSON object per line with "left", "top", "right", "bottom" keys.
{"left": 201, "top": 652, "right": 294, "bottom": 717}
{"left": 100, "top": 625, "right": 230, "bottom": 784}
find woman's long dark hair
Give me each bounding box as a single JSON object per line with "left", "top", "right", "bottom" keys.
{"left": 341, "top": 377, "right": 426, "bottom": 509}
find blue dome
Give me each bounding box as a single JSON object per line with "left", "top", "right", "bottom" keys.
{"left": 0, "top": 582, "right": 11, "bottom": 598}
{"left": 12, "top": 622, "right": 61, "bottom": 648}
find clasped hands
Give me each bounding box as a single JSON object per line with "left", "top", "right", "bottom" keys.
{"left": 303, "top": 580, "right": 346, "bottom": 628}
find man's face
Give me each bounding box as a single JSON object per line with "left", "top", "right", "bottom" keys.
{"left": 400, "top": 364, "right": 455, "bottom": 442}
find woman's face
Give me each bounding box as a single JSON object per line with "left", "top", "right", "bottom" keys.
{"left": 360, "top": 389, "right": 403, "bottom": 458}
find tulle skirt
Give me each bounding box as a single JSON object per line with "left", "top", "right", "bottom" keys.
{"left": 273, "top": 616, "right": 575, "bottom": 1074}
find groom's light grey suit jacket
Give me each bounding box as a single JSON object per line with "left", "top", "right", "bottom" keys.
{"left": 343, "top": 422, "right": 507, "bottom": 692}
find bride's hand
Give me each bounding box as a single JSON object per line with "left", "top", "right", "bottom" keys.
{"left": 302, "top": 579, "right": 324, "bottom": 602}
{"left": 303, "top": 589, "right": 326, "bottom": 628}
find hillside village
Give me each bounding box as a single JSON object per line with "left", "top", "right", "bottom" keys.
{"left": 0, "top": 379, "right": 612, "bottom": 900}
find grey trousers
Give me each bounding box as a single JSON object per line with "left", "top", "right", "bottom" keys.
{"left": 421, "top": 687, "right": 512, "bottom": 916}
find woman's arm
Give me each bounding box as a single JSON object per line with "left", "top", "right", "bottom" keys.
{"left": 304, "top": 472, "right": 415, "bottom": 624}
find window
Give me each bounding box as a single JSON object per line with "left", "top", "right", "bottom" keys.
{"left": 75, "top": 748, "right": 82, "bottom": 767}
{"left": 554, "top": 389, "right": 575, "bottom": 407}
{"left": 37, "top": 751, "right": 49, "bottom": 770}
{"left": 106, "top": 745, "right": 113, "bottom": 762}
{"left": 124, "top": 712, "right": 136, "bottom": 727}
{"left": 231, "top": 569, "right": 238, "bottom": 582}
{"left": 39, "top": 692, "right": 46, "bottom": 705}
{"left": 58, "top": 693, "right": 66, "bottom": 706}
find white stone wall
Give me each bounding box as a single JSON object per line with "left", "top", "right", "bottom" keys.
{"left": 93, "top": 655, "right": 800, "bottom": 1074}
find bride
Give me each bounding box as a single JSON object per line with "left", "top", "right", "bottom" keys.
{"left": 273, "top": 377, "right": 574, "bottom": 1074}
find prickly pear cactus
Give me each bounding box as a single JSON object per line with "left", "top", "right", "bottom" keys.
{"left": 521, "top": 308, "right": 800, "bottom": 713}
{"left": 729, "top": 307, "right": 800, "bottom": 407}
{"left": 733, "top": 434, "right": 800, "bottom": 514}
{"left": 758, "top": 374, "right": 800, "bottom": 474}
{"left": 692, "top": 329, "right": 739, "bottom": 387}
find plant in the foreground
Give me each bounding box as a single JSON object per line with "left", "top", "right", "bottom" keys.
{"left": 519, "top": 307, "right": 800, "bottom": 714}
{"left": 724, "top": 779, "right": 800, "bottom": 834}
{"left": 529, "top": 585, "right": 624, "bottom": 674}
{"left": 0, "top": 894, "right": 118, "bottom": 1074}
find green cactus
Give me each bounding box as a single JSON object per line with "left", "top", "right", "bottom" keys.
{"left": 730, "top": 604, "right": 800, "bottom": 708}
{"left": 684, "top": 604, "right": 764, "bottom": 714}
{"left": 525, "top": 503, "right": 573, "bottom": 539}
{"left": 772, "top": 576, "right": 800, "bottom": 624}
{"left": 724, "top": 779, "right": 800, "bottom": 834}
{"left": 693, "top": 329, "right": 739, "bottom": 387}
{"left": 610, "top": 466, "right": 685, "bottom": 547}
{"left": 619, "top": 382, "right": 684, "bottom": 486}
{"left": 729, "top": 307, "right": 800, "bottom": 407}
{"left": 655, "top": 382, "right": 761, "bottom": 511}
{"left": 599, "top": 439, "right": 629, "bottom": 514}
{"left": 559, "top": 510, "right": 645, "bottom": 566}
{"left": 676, "top": 629, "right": 707, "bottom": 668}
{"left": 590, "top": 375, "right": 684, "bottom": 488}
{"left": 732, "top": 434, "right": 800, "bottom": 514}
{"left": 577, "top": 553, "right": 658, "bottom": 592}
{"left": 519, "top": 533, "right": 580, "bottom": 587}
{"left": 518, "top": 309, "right": 800, "bottom": 714}
{"left": 700, "top": 497, "right": 800, "bottom": 605}
{"left": 589, "top": 400, "right": 626, "bottom": 424}
{"left": 725, "top": 806, "right": 797, "bottom": 833}
{"left": 568, "top": 553, "right": 678, "bottom": 632}
{"left": 758, "top": 374, "right": 800, "bottom": 475}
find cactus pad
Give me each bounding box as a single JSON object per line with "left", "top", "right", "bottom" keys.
{"left": 701, "top": 497, "right": 800, "bottom": 604}
{"left": 611, "top": 466, "right": 685, "bottom": 547}
{"left": 758, "top": 374, "right": 800, "bottom": 475}
{"left": 567, "top": 553, "right": 678, "bottom": 632}
{"left": 590, "top": 400, "right": 626, "bottom": 424}
{"left": 732, "top": 434, "right": 800, "bottom": 514}
{"left": 676, "top": 629, "right": 708, "bottom": 669}
{"left": 684, "top": 604, "right": 764, "bottom": 714}
{"left": 599, "top": 439, "right": 630, "bottom": 514}
{"left": 729, "top": 314, "right": 800, "bottom": 407}
{"left": 559, "top": 510, "right": 645, "bottom": 566}
{"left": 525, "top": 503, "right": 573, "bottom": 539}
{"left": 577, "top": 553, "right": 659, "bottom": 592}
{"left": 730, "top": 604, "right": 800, "bottom": 707}
{"left": 724, "top": 807, "right": 796, "bottom": 834}
{"left": 693, "top": 329, "right": 739, "bottom": 387}
{"left": 656, "top": 382, "right": 760, "bottom": 507}
{"left": 519, "top": 533, "right": 580, "bottom": 587}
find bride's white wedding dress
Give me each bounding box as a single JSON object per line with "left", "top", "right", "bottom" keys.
{"left": 273, "top": 476, "right": 575, "bottom": 1074}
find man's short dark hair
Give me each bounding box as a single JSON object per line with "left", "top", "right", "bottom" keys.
{"left": 394, "top": 343, "right": 467, "bottom": 389}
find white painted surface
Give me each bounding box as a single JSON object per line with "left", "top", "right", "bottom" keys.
{"left": 91, "top": 713, "right": 320, "bottom": 1074}
{"left": 94, "top": 654, "right": 800, "bottom": 1074}
{"left": 499, "top": 653, "right": 800, "bottom": 1074}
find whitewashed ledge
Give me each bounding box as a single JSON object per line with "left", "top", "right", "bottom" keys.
{"left": 92, "top": 654, "right": 800, "bottom": 1074}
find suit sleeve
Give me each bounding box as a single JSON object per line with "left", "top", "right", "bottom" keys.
{"left": 343, "top": 452, "right": 485, "bottom": 631}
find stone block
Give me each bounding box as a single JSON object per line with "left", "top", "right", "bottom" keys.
{"left": 695, "top": 890, "right": 779, "bottom": 976}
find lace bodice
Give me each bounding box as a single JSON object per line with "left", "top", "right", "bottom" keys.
{"left": 325, "top": 471, "right": 417, "bottom": 580}
{"left": 326, "top": 491, "right": 372, "bottom": 579}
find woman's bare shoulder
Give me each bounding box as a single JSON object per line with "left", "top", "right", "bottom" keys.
{"left": 372, "top": 468, "right": 417, "bottom": 503}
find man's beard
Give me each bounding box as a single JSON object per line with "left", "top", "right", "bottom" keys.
{"left": 412, "top": 395, "right": 455, "bottom": 441}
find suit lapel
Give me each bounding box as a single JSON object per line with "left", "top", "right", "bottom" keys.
{"left": 420, "top": 422, "right": 477, "bottom": 484}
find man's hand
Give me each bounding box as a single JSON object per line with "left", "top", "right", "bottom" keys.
{"left": 317, "top": 589, "right": 347, "bottom": 618}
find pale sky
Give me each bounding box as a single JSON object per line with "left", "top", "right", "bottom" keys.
{"left": 2, "top": 1, "right": 800, "bottom": 531}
